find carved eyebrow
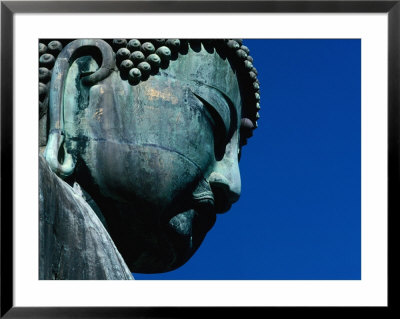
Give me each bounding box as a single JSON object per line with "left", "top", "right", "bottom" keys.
{"left": 190, "top": 83, "right": 238, "bottom": 143}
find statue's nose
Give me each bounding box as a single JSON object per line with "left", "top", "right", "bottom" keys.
{"left": 208, "top": 157, "right": 241, "bottom": 213}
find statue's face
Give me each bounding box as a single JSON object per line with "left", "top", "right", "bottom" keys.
{"left": 64, "top": 44, "right": 242, "bottom": 272}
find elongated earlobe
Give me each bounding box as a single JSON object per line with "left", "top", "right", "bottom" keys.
{"left": 44, "top": 129, "right": 75, "bottom": 178}
{"left": 43, "top": 39, "right": 115, "bottom": 178}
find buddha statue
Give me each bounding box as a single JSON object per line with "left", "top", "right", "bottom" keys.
{"left": 39, "top": 39, "right": 260, "bottom": 278}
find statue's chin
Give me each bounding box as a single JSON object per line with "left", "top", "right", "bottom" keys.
{"left": 119, "top": 177, "right": 217, "bottom": 273}
{"left": 130, "top": 206, "right": 216, "bottom": 274}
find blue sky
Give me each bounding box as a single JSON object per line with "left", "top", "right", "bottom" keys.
{"left": 133, "top": 39, "right": 361, "bottom": 280}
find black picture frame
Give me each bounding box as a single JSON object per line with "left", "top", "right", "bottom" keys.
{"left": 1, "top": 1, "right": 395, "bottom": 317}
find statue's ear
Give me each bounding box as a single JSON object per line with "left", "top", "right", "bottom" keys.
{"left": 43, "top": 39, "right": 115, "bottom": 178}
{"left": 43, "top": 129, "right": 75, "bottom": 178}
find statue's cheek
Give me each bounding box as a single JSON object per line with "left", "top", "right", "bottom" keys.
{"left": 86, "top": 141, "right": 207, "bottom": 218}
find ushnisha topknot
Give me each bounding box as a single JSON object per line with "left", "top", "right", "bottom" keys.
{"left": 38, "top": 39, "right": 260, "bottom": 148}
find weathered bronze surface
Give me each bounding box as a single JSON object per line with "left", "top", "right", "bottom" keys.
{"left": 39, "top": 155, "right": 133, "bottom": 280}
{"left": 39, "top": 39, "right": 260, "bottom": 278}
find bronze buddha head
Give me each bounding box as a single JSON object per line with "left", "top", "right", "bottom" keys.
{"left": 41, "top": 38, "right": 260, "bottom": 273}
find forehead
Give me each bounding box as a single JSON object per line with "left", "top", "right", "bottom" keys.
{"left": 155, "top": 44, "right": 242, "bottom": 120}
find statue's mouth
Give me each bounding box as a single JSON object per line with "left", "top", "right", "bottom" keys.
{"left": 165, "top": 176, "right": 216, "bottom": 233}
{"left": 167, "top": 198, "right": 216, "bottom": 238}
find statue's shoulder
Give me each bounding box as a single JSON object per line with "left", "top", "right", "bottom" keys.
{"left": 39, "top": 154, "right": 133, "bottom": 280}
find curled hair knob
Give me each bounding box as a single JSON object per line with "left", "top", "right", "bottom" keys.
{"left": 128, "top": 67, "right": 142, "bottom": 85}
{"left": 116, "top": 48, "right": 131, "bottom": 64}
{"left": 240, "top": 45, "right": 249, "bottom": 55}
{"left": 227, "top": 40, "right": 240, "bottom": 50}
{"left": 47, "top": 40, "right": 63, "bottom": 55}
{"left": 155, "top": 46, "right": 172, "bottom": 61}
{"left": 130, "top": 51, "right": 145, "bottom": 65}
{"left": 236, "top": 49, "right": 248, "bottom": 60}
{"left": 141, "top": 42, "right": 156, "bottom": 55}
{"left": 165, "top": 39, "right": 181, "bottom": 52}
{"left": 39, "top": 82, "right": 48, "bottom": 102}
{"left": 39, "top": 53, "right": 55, "bottom": 68}
{"left": 244, "top": 60, "right": 253, "bottom": 71}
{"left": 112, "top": 39, "right": 127, "bottom": 51}
{"left": 127, "top": 39, "right": 141, "bottom": 51}
{"left": 249, "top": 71, "right": 257, "bottom": 81}
{"left": 151, "top": 39, "right": 165, "bottom": 48}
{"left": 39, "top": 43, "right": 47, "bottom": 55}
{"left": 146, "top": 54, "right": 161, "bottom": 68}
{"left": 119, "top": 59, "right": 134, "bottom": 76}
{"left": 39, "top": 67, "right": 52, "bottom": 83}
{"left": 137, "top": 61, "right": 152, "bottom": 76}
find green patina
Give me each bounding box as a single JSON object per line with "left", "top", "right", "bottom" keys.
{"left": 40, "top": 39, "right": 259, "bottom": 274}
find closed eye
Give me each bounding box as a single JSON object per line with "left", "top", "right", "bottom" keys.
{"left": 191, "top": 85, "right": 238, "bottom": 161}
{"left": 193, "top": 93, "right": 227, "bottom": 137}
{"left": 193, "top": 93, "right": 227, "bottom": 161}
{"left": 190, "top": 84, "right": 237, "bottom": 143}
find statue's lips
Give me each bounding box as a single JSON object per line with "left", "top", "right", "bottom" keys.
{"left": 161, "top": 174, "right": 216, "bottom": 237}
{"left": 166, "top": 198, "right": 216, "bottom": 239}
{"left": 168, "top": 208, "right": 216, "bottom": 236}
